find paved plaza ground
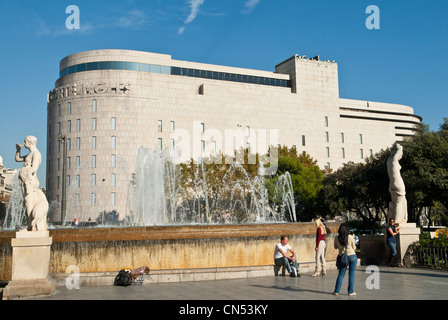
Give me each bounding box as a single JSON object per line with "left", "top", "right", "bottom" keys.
{"left": 35, "top": 265, "right": 448, "bottom": 301}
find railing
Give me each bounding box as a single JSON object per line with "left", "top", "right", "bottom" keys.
{"left": 413, "top": 246, "right": 448, "bottom": 269}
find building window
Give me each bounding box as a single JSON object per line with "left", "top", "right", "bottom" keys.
{"left": 57, "top": 176, "right": 60, "bottom": 189}
{"left": 68, "top": 120, "right": 71, "bottom": 133}
{"left": 112, "top": 117, "right": 116, "bottom": 130}
{"left": 212, "top": 141, "right": 216, "bottom": 153}
{"left": 76, "top": 174, "right": 80, "bottom": 188}
{"left": 68, "top": 138, "right": 71, "bottom": 151}
{"left": 92, "top": 118, "right": 97, "bottom": 131}
{"left": 326, "top": 147, "right": 330, "bottom": 158}
{"left": 360, "top": 134, "right": 363, "bottom": 144}
{"left": 158, "top": 120, "right": 162, "bottom": 132}
{"left": 58, "top": 122, "right": 61, "bottom": 134}
{"left": 360, "top": 149, "right": 364, "bottom": 159}
{"left": 111, "top": 192, "right": 116, "bottom": 206}
{"left": 302, "top": 135, "right": 306, "bottom": 147}
{"left": 326, "top": 131, "right": 329, "bottom": 143}
{"left": 201, "top": 123, "right": 205, "bottom": 134}
{"left": 325, "top": 116, "right": 329, "bottom": 127}
{"left": 342, "top": 148, "right": 345, "bottom": 159}
{"left": 75, "top": 193, "right": 79, "bottom": 207}
{"left": 92, "top": 174, "right": 96, "bottom": 186}
{"left": 171, "top": 138, "right": 175, "bottom": 150}
{"left": 67, "top": 175, "right": 70, "bottom": 187}
{"left": 201, "top": 140, "right": 205, "bottom": 152}
{"left": 91, "top": 193, "right": 96, "bottom": 206}
{"left": 77, "top": 119, "right": 81, "bottom": 131}
{"left": 60, "top": 62, "right": 290, "bottom": 87}
{"left": 151, "top": 65, "right": 161, "bottom": 73}
{"left": 111, "top": 173, "right": 116, "bottom": 187}
{"left": 58, "top": 104, "right": 61, "bottom": 116}
{"left": 92, "top": 136, "right": 96, "bottom": 149}
{"left": 170, "top": 121, "right": 174, "bottom": 133}
{"left": 93, "top": 100, "right": 97, "bottom": 112}
{"left": 370, "top": 149, "right": 373, "bottom": 157}
{"left": 57, "top": 158, "right": 60, "bottom": 171}
{"left": 76, "top": 137, "right": 81, "bottom": 150}
{"left": 67, "top": 157, "right": 71, "bottom": 170}
{"left": 76, "top": 156, "right": 80, "bottom": 169}
{"left": 341, "top": 133, "right": 345, "bottom": 143}
{"left": 246, "top": 126, "right": 250, "bottom": 137}
{"left": 92, "top": 155, "right": 96, "bottom": 168}
{"left": 158, "top": 138, "right": 162, "bottom": 150}
{"left": 111, "top": 136, "right": 116, "bottom": 149}
{"left": 111, "top": 154, "right": 116, "bottom": 168}
{"left": 68, "top": 102, "right": 72, "bottom": 114}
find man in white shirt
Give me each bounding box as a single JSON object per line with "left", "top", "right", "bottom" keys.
{"left": 274, "top": 236, "right": 300, "bottom": 277}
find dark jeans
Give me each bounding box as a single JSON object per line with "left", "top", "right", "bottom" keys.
{"left": 386, "top": 238, "right": 397, "bottom": 263}
{"left": 334, "top": 254, "right": 357, "bottom": 294}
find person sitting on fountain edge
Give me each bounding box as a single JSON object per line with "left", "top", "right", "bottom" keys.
{"left": 274, "top": 236, "right": 300, "bottom": 277}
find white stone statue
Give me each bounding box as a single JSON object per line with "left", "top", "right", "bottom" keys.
{"left": 15, "top": 136, "right": 49, "bottom": 231}
{"left": 387, "top": 143, "right": 408, "bottom": 224}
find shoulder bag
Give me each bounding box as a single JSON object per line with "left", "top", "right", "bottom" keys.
{"left": 336, "top": 235, "right": 349, "bottom": 269}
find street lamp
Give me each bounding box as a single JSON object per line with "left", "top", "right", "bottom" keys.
{"left": 102, "top": 178, "right": 105, "bottom": 224}
{"left": 58, "top": 134, "right": 67, "bottom": 225}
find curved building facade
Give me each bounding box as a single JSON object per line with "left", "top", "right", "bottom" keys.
{"left": 46, "top": 49, "right": 421, "bottom": 223}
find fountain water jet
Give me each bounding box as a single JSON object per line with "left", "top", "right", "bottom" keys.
{"left": 127, "top": 147, "right": 296, "bottom": 226}
{"left": 2, "top": 172, "right": 27, "bottom": 230}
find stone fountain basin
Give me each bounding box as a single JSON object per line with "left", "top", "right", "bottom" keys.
{"left": 0, "top": 222, "right": 340, "bottom": 284}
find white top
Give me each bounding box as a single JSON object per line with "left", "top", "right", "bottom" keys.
{"left": 274, "top": 243, "right": 291, "bottom": 259}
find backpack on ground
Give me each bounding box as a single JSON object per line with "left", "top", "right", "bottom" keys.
{"left": 114, "top": 269, "right": 132, "bottom": 286}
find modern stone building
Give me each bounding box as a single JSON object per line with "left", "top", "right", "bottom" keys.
{"left": 46, "top": 49, "right": 421, "bottom": 223}
{"left": 0, "top": 156, "right": 16, "bottom": 200}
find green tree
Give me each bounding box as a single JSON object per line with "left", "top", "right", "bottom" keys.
{"left": 314, "top": 151, "right": 389, "bottom": 232}
{"left": 399, "top": 122, "right": 448, "bottom": 222}
{"left": 269, "top": 145, "right": 323, "bottom": 221}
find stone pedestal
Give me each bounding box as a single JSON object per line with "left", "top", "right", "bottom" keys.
{"left": 395, "top": 223, "right": 421, "bottom": 266}
{"left": 2, "top": 231, "right": 55, "bottom": 300}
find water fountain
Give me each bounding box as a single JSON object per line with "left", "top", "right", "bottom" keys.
{"left": 1, "top": 147, "right": 339, "bottom": 286}
{"left": 128, "top": 147, "right": 296, "bottom": 226}
{"left": 2, "top": 172, "right": 27, "bottom": 230}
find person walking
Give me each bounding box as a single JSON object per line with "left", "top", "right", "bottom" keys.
{"left": 333, "top": 223, "right": 357, "bottom": 296}
{"left": 386, "top": 218, "right": 401, "bottom": 266}
{"left": 311, "top": 218, "right": 327, "bottom": 277}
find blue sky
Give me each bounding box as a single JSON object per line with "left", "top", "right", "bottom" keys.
{"left": 0, "top": 0, "right": 447, "bottom": 184}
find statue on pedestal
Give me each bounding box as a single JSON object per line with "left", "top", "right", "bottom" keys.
{"left": 15, "top": 136, "right": 49, "bottom": 231}
{"left": 387, "top": 143, "right": 408, "bottom": 224}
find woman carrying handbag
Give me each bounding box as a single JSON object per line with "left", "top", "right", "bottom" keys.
{"left": 333, "top": 223, "right": 358, "bottom": 296}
